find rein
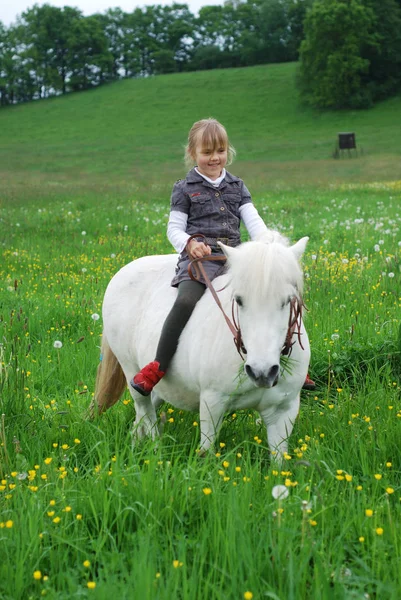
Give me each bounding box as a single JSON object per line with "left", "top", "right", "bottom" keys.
{"left": 187, "top": 235, "right": 246, "bottom": 358}
{"left": 186, "top": 234, "right": 304, "bottom": 360}
{"left": 282, "top": 296, "right": 305, "bottom": 357}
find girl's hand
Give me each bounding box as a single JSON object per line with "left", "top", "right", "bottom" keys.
{"left": 187, "top": 240, "right": 212, "bottom": 259}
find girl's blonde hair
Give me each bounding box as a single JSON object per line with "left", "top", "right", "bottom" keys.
{"left": 184, "top": 118, "right": 236, "bottom": 169}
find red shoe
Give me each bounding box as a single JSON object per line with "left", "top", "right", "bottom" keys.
{"left": 302, "top": 373, "right": 316, "bottom": 391}
{"left": 130, "top": 361, "right": 165, "bottom": 396}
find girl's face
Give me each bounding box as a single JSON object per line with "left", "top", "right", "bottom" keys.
{"left": 193, "top": 142, "right": 228, "bottom": 180}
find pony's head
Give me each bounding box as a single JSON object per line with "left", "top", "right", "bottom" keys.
{"left": 219, "top": 237, "right": 308, "bottom": 388}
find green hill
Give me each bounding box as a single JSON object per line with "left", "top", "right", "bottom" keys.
{"left": 1, "top": 62, "right": 401, "bottom": 202}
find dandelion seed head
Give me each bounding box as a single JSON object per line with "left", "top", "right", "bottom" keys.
{"left": 272, "top": 485, "right": 289, "bottom": 500}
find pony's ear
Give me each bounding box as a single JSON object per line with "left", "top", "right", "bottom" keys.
{"left": 290, "top": 236, "right": 309, "bottom": 260}
{"left": 217, "top": 241, "right": 238, "bottom": 259}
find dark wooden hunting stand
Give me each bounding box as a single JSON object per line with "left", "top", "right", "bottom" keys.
{"left": 333, "top": 132, "right": 359, "bottom": 158}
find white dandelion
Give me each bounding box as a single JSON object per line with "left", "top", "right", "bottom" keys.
{"left": 272, "top": 485, "right": 289, "bottom": 500}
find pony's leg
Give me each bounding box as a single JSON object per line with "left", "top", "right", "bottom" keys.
{"left": 151, "top": 391, "right": 164, "bottom": 411}
{"left": 199, "top": 391, "right": 226, "bottom": 454}
{"left": 260, "top": 396, "right": 300, "bottom": 464}
{"left": 130, "top": 390, "right": 159, "bottom": 442}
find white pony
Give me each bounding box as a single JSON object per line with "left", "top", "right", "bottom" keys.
{"left": 92, "top": 234, "right": 310, "bottom": 461}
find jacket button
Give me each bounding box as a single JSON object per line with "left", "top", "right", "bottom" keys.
{"left": 215, "top": 192, "right": 220, "bottom": 197}
{"left": 222, "top": 222, "right": 227, "bottom": 226}
{"left": 220, "top": 207, "right": 225, "bottom": 211}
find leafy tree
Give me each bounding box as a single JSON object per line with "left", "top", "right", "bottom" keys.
{"left": 21, "top": 4, "right": 83, "bottom": 94}
{"left": 94, "top": 8, "right": 127, "bottom": 79}
{"left": 153, "top": 49, "right": 176, "bottom": 73}
{"left": 0, "top": 23, "right": 13, "bottom": 104}
{"left": 362, "top": 0, "right": 401, "bottom": 100}
{"left": 68, "top": 15, "right": 112, "bottom": 90}
{"left": 129, "top": 7, "right": 159, "bottom": 75}
{"left": 160, "top": 4, "right": 194, "bottom": 70}
{"left": 286, "top": 0, "right": 315, "bottom": 59}
{"left": 299, "top": 0, "right": 401, "bottom": 108}
{"left": 259, "top": 0, "right": 296, "bottom": 63}
{"left": 190, "top": 44, "right": 224, "bottom": 70}
{"left": 194, "top": 6, "right": 225, "bottom": 48}
{"left": 298, "top": 0, "right": 377, "bottom": 108}
{"left": 0, "top": 25, "right": 28, "bottom": 104}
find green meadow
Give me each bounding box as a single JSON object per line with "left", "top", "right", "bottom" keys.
{"left": 1, "top": 63, "right": 401, "bottom": 599}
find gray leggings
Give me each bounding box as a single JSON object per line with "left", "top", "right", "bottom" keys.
{"left": 155, "top": 280, "right": 206, "bottom": 372}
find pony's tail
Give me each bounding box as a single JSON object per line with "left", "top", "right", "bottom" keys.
{"left": 90, "top": 334, "right": 127, "bottom": 417}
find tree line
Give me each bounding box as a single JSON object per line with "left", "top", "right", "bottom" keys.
{"left": 0, "top": 0, "right": 312, "bottom": 105}
{"left": 1, "top": 0, "right": 401, "bottom": 109}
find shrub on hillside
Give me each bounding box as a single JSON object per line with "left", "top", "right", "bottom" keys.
{"left": 298, "top": 0, "right": 401, "bottom": 109}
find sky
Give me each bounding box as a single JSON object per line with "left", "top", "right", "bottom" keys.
{"left": 1, "top": 0, "right": 223, "bottom": 26}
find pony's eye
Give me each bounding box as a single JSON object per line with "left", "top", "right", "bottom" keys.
{"left": 235, "top": 296, "right": 243, "bottom": 307}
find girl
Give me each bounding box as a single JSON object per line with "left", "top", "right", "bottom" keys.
{"left": 131, "top": 118, "right": 315, "bottom": 395}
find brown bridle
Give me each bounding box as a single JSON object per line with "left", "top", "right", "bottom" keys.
{"left": 186, "top": 234, "right": 305, "bottom": 361}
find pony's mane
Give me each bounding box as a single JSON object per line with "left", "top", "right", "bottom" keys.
{"left": 227, "top": 240, "right": 304, "bottom": 301}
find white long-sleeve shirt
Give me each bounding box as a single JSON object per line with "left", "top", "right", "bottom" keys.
{"left": 167, "top": 203, "right": 269, "bottom": 253}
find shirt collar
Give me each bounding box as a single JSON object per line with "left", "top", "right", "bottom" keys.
{"left": 185, "top": 167, "right": 240, "bottom": 185}
{"left": 194, "top": 167, "right": 226, "bottom": 187}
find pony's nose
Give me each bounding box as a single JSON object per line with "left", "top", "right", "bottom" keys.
{"left": 245, "top": 363, "right": 280, "bottom": 388}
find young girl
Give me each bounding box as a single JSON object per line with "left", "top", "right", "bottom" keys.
{"left": 131, "top": 118, "right": 315, "bottom": 395}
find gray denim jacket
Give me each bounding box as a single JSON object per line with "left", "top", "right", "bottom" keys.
{"left": 171, "top": 168, "right": 252, "bottom": 246}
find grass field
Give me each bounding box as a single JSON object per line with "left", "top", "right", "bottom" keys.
{"left": 1, "top": 63, "right": 401, "bottom": 599}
